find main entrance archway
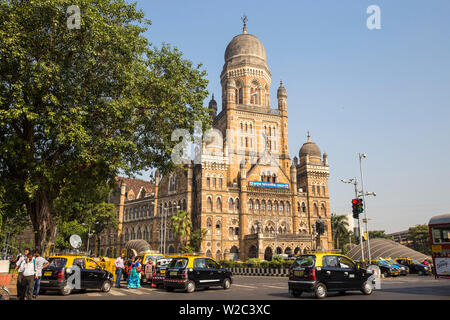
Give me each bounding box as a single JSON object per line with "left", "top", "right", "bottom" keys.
{"left": 264, "top": 247, "right": 273, "bottom": 261}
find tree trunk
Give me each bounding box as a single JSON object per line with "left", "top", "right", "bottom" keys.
{"left": 27, "top": 191, "right": 56, "bottom": 257}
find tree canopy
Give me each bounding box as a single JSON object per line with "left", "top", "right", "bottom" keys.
{"left": 0, "top": 0, "right": 210, "bottom": 254}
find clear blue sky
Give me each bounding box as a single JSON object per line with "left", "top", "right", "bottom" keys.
{"left": 132, "top": 0, "right": 450, "bottom": 233}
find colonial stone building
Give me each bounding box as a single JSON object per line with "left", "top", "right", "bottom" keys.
{"left": 96, "top": 23, "right": 333, "bottom": 261}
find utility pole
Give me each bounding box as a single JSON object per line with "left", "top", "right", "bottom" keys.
{"left": 359, "top": 153, "right": 372, "bottom": 261}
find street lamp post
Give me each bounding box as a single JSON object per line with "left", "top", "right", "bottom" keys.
{"left": 359, "top": 153, "right": 377, "bottom": 261}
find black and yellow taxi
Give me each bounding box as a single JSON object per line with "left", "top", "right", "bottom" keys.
{"left": 163, "top": 255, "right": 233, "bottom": 293}
{"left": 40, "top": 254, "right": 114, "bottom": 296}
{"left": 137, "top": 252, "right": 165, "bottom": 265}
{"left": 384, "top": 258, "right": 409, "bottom": 276}
{"left": 394, "top": 258, "right": 432, "bottom": 275}
{"left": 369, "top": 259, "right": 402, "bottom": 277}
{"left": 288, "top": 253, "right": 374, "bottom": 299}
{"left": 152, "top": 258, "right": 173, "bottom": 288}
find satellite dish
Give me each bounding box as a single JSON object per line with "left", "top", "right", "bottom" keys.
{"left": 69, "top": 234, "right": 82, "bottom": 249}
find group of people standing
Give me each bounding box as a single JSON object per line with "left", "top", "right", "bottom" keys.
{"left": 114, "top": 253, "right": 154, "bottom": 289}
{"left": 13, "top": 248, "right": 49, "bottom": 300}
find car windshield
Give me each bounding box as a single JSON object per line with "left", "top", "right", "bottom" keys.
{"left": 47, "top": 258, "right": 67, "bottom": 268}
{"left": 411, "top": 259, "right": 421, "bottom": 265}
{"left": 386, "top": 259, "right": 398, "bottom": 265}
{"left": 168, "top": 258, "right": 188, "bottom": 269}
{"left": 292, "top": 255, "right": 315, "bottom": 268}
{"left": 378, "top": 260, "right": 391, "bottom": 267}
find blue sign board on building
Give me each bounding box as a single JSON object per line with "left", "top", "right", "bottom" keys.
{"left": 248, "top": 181, "right": 289, "bottom": 189}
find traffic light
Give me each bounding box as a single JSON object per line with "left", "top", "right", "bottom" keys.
{"left": 352, "top": 198, "right": 364, "bottom": 219}
{"left": 352, "top": 199, "right": 358, "bottom": 218}
{"left": 357, "top": 198, "right": 364, "bottom": 214}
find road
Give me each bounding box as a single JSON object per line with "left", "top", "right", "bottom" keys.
{"left": 35, "top": 274, "right": 449, "bottom": 300}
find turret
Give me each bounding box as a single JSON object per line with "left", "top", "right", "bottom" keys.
{"left": 208, "top": 94, "right": 217, "bottom": 120}
{"left": 277, "top": 80, "right": 287, "bottom": 111}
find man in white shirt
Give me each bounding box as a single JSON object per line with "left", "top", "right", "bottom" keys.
{"left": 13, "top": 248, "right": 30, "bottom": 299}
{"left": 18, "top": 253, "right": 35, "bottom": 300}
{"left": 33, "top": 250, "right": 49, "bottom": 298}
{"left": 114, "top": 253, "right": 125, "bottom": 288}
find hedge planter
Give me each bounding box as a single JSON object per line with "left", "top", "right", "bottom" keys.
{"left": 227, "top": 267, "right": 290, "bottom": 277}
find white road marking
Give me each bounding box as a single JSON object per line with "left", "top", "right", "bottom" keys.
{"left": 263, "top": 285, "right": 286, "bottom": 289}
{"left": 233, "top": 284, "right": 257, "bottom": 289}
{"left": 108, "top": 290, "right": 126, "bottom": 296}
{"left": 86, "top": 292, "right": 103, "bottom": 297}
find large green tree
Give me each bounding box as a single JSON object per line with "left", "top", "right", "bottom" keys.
{"left": 331, "top": 213, "right": 350, "bottom": 250}
{"left": 0, "top": 0, "right": 210, "bottom": 255}
{"left": 169, "top": 210, "right": 192, "bottom": 251}
{"left": 408, "top": 224, "right": 431, "bottom": 255}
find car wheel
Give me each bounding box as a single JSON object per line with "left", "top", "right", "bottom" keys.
{"left": 290, "top": 289, "right": 302, "bottom": 297}
{"left": 314, "top": 283, "right": 327, "bottom": 299}
{"left": 222, "top": 278, "right": 231, "bottom": 290}
{"left": 101, "top": 280, "right": 111, "bottom": 293}
{"left": 418, "top": 270, "right": 423, "bottom": 276}
{"left": 60, "top": 286, "right": 72, "bottom": 296}
{"left": 186, "top": 280, "right": 196, "bottom": 293}
{"left": 361, "top": 281, "right": 373, "bottom": 295}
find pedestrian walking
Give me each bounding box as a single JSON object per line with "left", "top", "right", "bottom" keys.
{"left": 114, "top": 253, "right": 125, "bottom": 288}
{"left": 32, "top": 249, "right": 49, "bottom": 298}
{"left": 13, "top": 248, "right": 30, "bottom": 300}
{"left": 18, "top": 253, "right": 36, "bottom": 300}
{"left": 144, "top": 258, "right": 154, "bottom": 286}
{"left": 127, "top": 257, "right": 141, "bottom": 289}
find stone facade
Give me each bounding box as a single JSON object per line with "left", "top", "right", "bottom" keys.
{"left": 96, "top": 24, "right": 333, "bottom": 260}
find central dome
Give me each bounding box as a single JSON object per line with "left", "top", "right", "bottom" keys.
{"left": 224, "top": 32, "right": 268, "bottom": 69}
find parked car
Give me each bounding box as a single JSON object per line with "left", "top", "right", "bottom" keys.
{"left": 40, "top": 255, "right": 114, "bottom": 296}
{"left": 288, "top": 253, "right": 374, "bottom": 299}
{"left": 152, "top": 258, "right": 172, "bottom": 288}
{"left": 164, "top": 256, "right": 232, "bottom": 293}
{"left": 383, "top": 258, "right": 409, "bottom": 276}
{"left": 369, "top": 259, "right": 401, "bottom": 277}
{"left": 394, "top": 258, "right": 432, "bottom": 275}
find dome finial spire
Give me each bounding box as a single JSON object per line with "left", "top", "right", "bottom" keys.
{"left": 307, "top": 131, "right": 311, "bottom": 142}
{"left": 241, "top": 14, "right": 248, "bottom": 34}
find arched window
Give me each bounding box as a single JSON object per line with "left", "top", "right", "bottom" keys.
{"left": 228, "top": 198, "right": 234, "bottom": 211}
{"left": 267, "top": 200, "right": 272, "bottom": 212}
{"left": 235, "top": 198, "right": 239, "bottom": 210}
{"left": 273, "top": 201, "right": 278, "bottom": 212}
{"left": 314, "top": 203, "right": 319, "bottom": 216}
{"left": 207, "top": 197, "right": 212, "bottom": 211}
{"left": 321, "top": 203, "right": 326, "bottom": 216}
{"left": 137, "top": 227, "right": 142, "bottom": 239}
{"left": 322, "top": 186, "right": 326, "bottom": 195}
{"left": 301, "top": 202, "right": 306, "bottom": 213}
{"left": 279, "top": 201, "right": 284, "bottom": 213}
{"left": 286, "top": 202, "right": 290, "bottom": 213}
{"left": 261, "top": 200, "right": 266, "bottom": 213}
{"left": 248, "top": 199, "right": 253, "bottom": 211}
{"left": 216, "top": 197, "right": 222, "bottom": 212}
{"left": 206, "top": 217, "right": 213, "bottom": 228}
{"left": 255, "top": 200, "right": 260, "bottom": 212}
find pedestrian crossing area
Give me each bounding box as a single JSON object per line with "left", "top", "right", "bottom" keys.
{"left": 86, "top": 286, "right": 165, "bottom": 297}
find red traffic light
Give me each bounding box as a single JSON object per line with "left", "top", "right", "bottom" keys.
{"left": 352, "top": 199, "right": 358, "bottom": 204}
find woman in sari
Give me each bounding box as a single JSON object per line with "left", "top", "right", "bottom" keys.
{"left": 127, "top": 257, "right": 141, "bottom": 289}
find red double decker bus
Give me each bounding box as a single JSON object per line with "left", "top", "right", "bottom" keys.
{"left": 428, "top": 214, "right": 450, "bottom": 279}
